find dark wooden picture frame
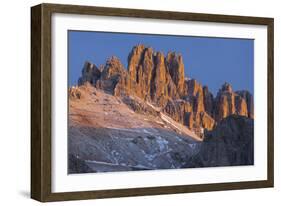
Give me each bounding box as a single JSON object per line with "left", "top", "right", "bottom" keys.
{"left": 31, "top": 3, "right": 274, "bottom": 202}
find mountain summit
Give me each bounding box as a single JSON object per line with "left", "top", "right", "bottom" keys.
{"left": 76, "top": 44, "right": 253, "bottom": 138}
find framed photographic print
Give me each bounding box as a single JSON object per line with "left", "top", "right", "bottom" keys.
{"left": 31, "top": 3, "right": 274, "bottom": 202}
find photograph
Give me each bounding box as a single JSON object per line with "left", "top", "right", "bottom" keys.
{"left": 67, "top": 31, "right": 254, "bottom": 174}
{"left": 30, "top": 3, "right": 273, "bottom": 202}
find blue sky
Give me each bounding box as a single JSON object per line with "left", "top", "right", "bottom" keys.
{"left": 68, "top": 30, "right": 254, "bottom": 95}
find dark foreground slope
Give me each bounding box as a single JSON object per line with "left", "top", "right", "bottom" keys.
{"left": 188, "top": 115, "right": 254, "bottom": 168}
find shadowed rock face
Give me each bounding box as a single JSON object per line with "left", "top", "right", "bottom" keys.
{"left": 76, "top": 44, "right": 254, "bottom": 138}
{"left": 68, "top": 154, "right": 94, "bottom": 173}
{"left": 187, "top": 115, "right": 254, "bottom": 167}
{"left": 78, "top": 61, "right": 101, "bottom": 86}
{"left": 69, "top": 126, "right": 202, "bottom": 172}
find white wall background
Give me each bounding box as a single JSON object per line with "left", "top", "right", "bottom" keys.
{"left": 0, "top": 0, "right": 280, "bottom": 205}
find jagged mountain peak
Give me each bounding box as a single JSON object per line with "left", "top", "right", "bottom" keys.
{"left": 76, "top": 44, "right": 253, "bottom": 137}
{"left": 220, "top": 82, "right": 233, "bottom": 93}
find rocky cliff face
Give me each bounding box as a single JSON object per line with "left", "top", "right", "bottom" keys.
{"left": 77, "top": 44, "right": 253, "bottom": 138}
{"left": 189, "top": 115, "right": 254, "bottom": 167}
{"left": 214, "top": 83, "right": 253, "bottom": 122}
{"left": 196, "top": 115, "right": 254, "bottom": 166}
{"left": 78, "top": 61, "right": 101, "bottom": 86}
{"left": 126, "top": 45, "right": 180, "bottom": 106}
{"left": 203, "top": 86, "right": 214, "bottom": 116}
{"left": 166, "top": 52, "right": 185, "bottom": 96}
{"left": 236, "top": 90, "right": 254, "bottom": 118}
